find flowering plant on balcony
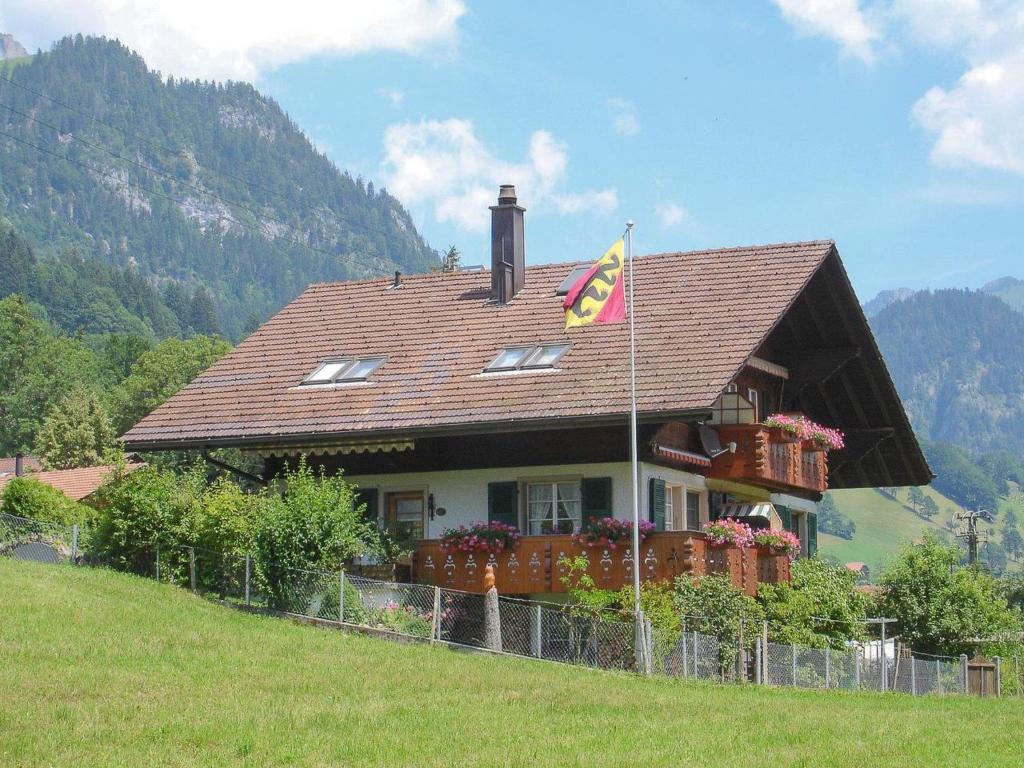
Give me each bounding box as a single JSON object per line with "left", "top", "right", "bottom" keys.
{"left": 702, "top": 518, "right": 754, "bottom": 548}
{"left": 763, "top": 413, "right": 845, "bottom": 451}
{"left": 752, "top": 528, "right": 800, "bottom": 559}
{"left": 440, "top": 521, "right": 521, "bottom": 554}
{"left": 572, "top": 517, "right": 657, "bottom": 549}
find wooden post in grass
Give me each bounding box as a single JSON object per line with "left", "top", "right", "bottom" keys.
{"left": 338, "top": 571, "right": 345, "bottom": 623}
{"left": 189, "top": 547, "right": 197, "bottom": 592}
{"left": 762, "top": 621, "right": 769, "bottom": 685}
{"left": 244, "top": 554, "right": 251, "bottom": 606}
{"left": 482, "top": 565, "right": 502, "bottom": 653}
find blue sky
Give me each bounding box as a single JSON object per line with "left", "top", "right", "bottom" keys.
{"left": 6, "top": 1, "right": 1024, "bottom": 300}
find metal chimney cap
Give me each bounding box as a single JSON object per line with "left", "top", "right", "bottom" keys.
{"left": 497, "top": 184, "right": 517, "bottom": 205}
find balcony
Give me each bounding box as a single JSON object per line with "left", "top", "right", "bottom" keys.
{"left": 709, "top": 423, "right": 827, "bottom": 493}
{"left": 412, "top": 532, "right": 791, "bottom": 597}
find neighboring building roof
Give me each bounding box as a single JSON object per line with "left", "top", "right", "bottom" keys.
{"left": 0, "top": 456, "right": 42, "bottom": 477}
{"left": 121, "top": 239, "right": 930, "bottom": 487}
{"left": 0, "top": 463, "right": 144, "bottom": 502}
{"left": 845, "top": 562, "right": 869, "bottom": 572}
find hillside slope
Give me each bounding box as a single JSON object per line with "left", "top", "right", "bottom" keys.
{"left": 0, "top": 36, "right": 437, "bottom": 339}
{"left": 2, "top": 559, "right": 1021, "bottom": 767}
{"left": 870, "top": 289, "right": 1024, "bottom": 456}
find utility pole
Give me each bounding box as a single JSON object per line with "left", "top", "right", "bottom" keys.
{"left": 954, "top": 509, "right": 992, "bottom": 566}
{"left": 864, "top": 617, "right": 897, "bottom": 692}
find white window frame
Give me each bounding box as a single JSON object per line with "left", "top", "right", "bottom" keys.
{"left": 747, "top": 387, "right": 760, "bottom": 422}
{"left": 525, "top": 479, "right": 582, "bottom": 535}
{"left": 302, "top": 356, "right": 385, "bottom": 385}
{"left": 485, "top": 343, "right": 570, "bottom": 373}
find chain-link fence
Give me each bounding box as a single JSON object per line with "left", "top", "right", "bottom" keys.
{"left": 0, "top": 512, "right": 990, "bottom": 696}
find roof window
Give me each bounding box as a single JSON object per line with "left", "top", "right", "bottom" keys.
{"left": 485, "top": 344, "right": 570, "bottom": 372}
{"left": 555, "top": 265, "right": 591, "bottom": 295}
{"left": 302, "top": 356, "right": 385, "bottom": 385}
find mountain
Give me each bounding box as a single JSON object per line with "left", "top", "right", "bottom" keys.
{"left": 863, "top": 287, "right": 916, "bottom": 317}
{"left": 0, "top": 34, "right": 28, "bottom": 61}
{"left": 871, "top": 288, "right": 1024, "bottom": 456}
{"left": 0, "top": 36, "right": 438, "bottom": 340}
{"left": 983, "top": 276, "right": 1024, "bottom": 315}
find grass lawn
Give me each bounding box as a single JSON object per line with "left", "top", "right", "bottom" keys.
{"left": 2, "top": 559, "right": 1023, "bottom": 767}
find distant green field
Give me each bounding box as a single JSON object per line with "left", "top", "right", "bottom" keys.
{"left": 3, "top": 559, "right": 1023, "bottom": 767}
{"left": 822, "top": 486, "right": 1024, "bottom": 577}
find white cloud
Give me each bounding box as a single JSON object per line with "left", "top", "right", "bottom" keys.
{"left": 382, "top": 118, "right": 618, "bottom": 231}
{"left": 1, "top": 0, "right": 466, "bottom": 81}
{"left": 772, "top": 0, "right": 881, "bottom": 63}
{"left": 655, "top": 203, "right": 689, "bottom": 228}
{"left": 377, "top": 88, "right": 406, "bottom": 107}
{"left": 606, "top": 98, "right": 641, "bottom": 136}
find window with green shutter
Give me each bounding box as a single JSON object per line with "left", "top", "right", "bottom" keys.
{"left": 581, "top": 477, "right": 612, "bottom": 527}
{"left": 776, "top": 504, "right": 794, "bottom": 533}
{"left": 648, "top": 477, "right": 666, "bottom": 532}
{"left": 488, "top": 482, "right": 519, "bottom": 528}
{"left": 806, "top": 511, "right": 818, "bottom": 557}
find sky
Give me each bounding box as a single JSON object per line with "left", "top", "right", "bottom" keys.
{"left": 3, "top": 0, "right": 1024, "bottom": 301}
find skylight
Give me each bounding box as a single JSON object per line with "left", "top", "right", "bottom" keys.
{"left": 302, "top": 356, "right": 385, "bottom": 385}
{"left": 485, "top": 344, "right": 570, "bottom": 372}
{"left": 555, "top": 265, "right": 591, "bottom": 295}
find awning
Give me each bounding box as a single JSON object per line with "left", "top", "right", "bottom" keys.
{"left": 720, "top": 502, "right": 777, "bottom": 522}
{"left": 653, "top": 444, "right": 712, "bottom": 469}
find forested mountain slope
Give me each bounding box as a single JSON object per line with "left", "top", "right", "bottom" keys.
{"left": 0, "top": 36, "right": 437, "bottom": 339}
{"left": 871, "top": 289, "right": 1024, "bottom": 456}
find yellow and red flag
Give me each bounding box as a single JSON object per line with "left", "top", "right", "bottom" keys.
{"left": 562, "top": 238, "right": 627, "bottom": 329}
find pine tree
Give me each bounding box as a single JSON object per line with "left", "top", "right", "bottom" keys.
{"left": 188, "top": 286, "right": 221, "bottom": 336}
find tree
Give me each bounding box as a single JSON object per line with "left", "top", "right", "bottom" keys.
{"left": 188, "top": 286, "right": 221, "bottom": 336}
{"left": 34, "top": 390, "right": 118, "bottom": 469}
{"left": 920, "top": 495, "right": 940, "bottom": 519}
{"left": 816, "top": 492, "right": 855, "bottom": 539}
{"left": 113, "top": 335, "right": 230, "bottom": 432}
{"left": 875, "top": 533, "right": 1021, "bottom": 655}
{"left": 1002, "top": 525, "right": 1023, "bottom": 561}
{"left": 442, "top": 245, "right": 461, "bottom": 272}
{"left": 907, "top": 486, "right": 926, "bottom": 514}
{"left": 0, "top": 476, "right": 95, "bottom": 525}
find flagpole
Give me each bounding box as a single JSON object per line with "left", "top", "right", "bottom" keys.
{"left": 625, "top": 220, "right": 645, "bottom": 670}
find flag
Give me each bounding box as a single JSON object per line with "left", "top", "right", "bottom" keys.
{"left": 562, "top": 238, "right": 626, "bottom": 329}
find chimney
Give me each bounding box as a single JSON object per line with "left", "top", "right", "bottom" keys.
{"left": 15, "top": 452, "right": 24, "bottom": 477}
{"left": 490, "top": 185, "right": 525, "bottom": 303}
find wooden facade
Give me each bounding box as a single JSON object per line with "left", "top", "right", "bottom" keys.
{"left": 710, "top": 422, "right": 828, "bottom": 493}
{"left": 412, "top": 532, "right": 792, "bottom": 597}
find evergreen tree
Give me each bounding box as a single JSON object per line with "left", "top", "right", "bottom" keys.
{"left": 35, "top": 390, "right": 117, "bottom": 469}
{"left": 188, "top": 286, "right": 221, "bottom": 336}
{"left": 907, "top": 486, "right": 926, "bottom": 514}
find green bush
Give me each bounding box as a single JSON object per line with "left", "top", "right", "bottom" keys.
{"left": 0, "top": 476, "right": 95, "bottom": 526}
{"left": 673, "top": 574, "right": 764, "bottom": 675}
{"left": 757, "top": 558, "right": 867, "bottom": 649}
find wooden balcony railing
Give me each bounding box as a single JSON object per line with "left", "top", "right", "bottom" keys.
{"left": 709, "top": 423, "right": 827, "bottom": 493}
{"left": 412, "top": 532, "right": 791, "bottom": 597}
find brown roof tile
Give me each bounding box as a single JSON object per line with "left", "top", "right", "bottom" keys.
{"left": 0, "top": 463, "right": 144, "bottom": 502}
{"left": 122, "top": 241, "right": 836, "bottom": 449}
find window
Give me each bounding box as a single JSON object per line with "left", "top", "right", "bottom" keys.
{"left": 527, "top": 481, "right": 582, "bottom": 534}
{"left": 555, "top": 265, "right": 592, "bottom": 295}
{"left": 686, "top": 491, "right": 701, "bottom": 531}
{"left": 485, "top": 343, "right": 570, "bottom": 372}
{"left": 302, "top": 356, "right": 385, "bottom": 385}
{"left": 747, "top": 388, "right": 760, "bottom": 421}
{"left": 709, "top": 391, "right": 756, "bottom": 425}
{"left": 664, "top": 485, "right": 676, "bottom": 531}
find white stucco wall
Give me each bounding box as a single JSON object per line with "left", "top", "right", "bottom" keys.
{"left": 348, "top": 461, "right": 709, "bottom": 538}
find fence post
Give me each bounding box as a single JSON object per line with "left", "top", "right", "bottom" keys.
{"left": 854, "top": 648, "right": 861, "bottom": 689}
{"left": 755, "top": 639, "right": 762, "bottom": 685}
{"left": 70, "top": 524, "right": 79, "bottom": 563}
{"left": 244, "top": 554, "right": 251, "bottom": 606}
{"left": 645, "top": 617, "right": 654, "bottom": 676}
{"left": 994, "top": 656, "right": 1001, "bottom": 697}
{"left": 188, "top": 547, "right": 197, "bottom": 591}
{"left": 692, "top": 631, "right": 699, "bottom": 678}
{"left": 155, "top": 545, "right": 161, "bottom": 582}
{"left": 960, "top": 654, "right": 969, "bottom": 694}
{"left": 680, "top": 625, "right": 688, "bottom": 679}
{"left": 910, "top": 656, "right": 917, "bottom": 696}
{"left": 338, "top": 570, "right": 345, "bottom": 623}
{"left": 936, "top": 657, "right": 942, "bottom": 694}
{"left": 791, "top": 643, "right": 798, "bottom": 686}
{"left": 431, "top": 586, "right": 441, "bottom": 643}
{"left": 533, "top": 604, "right": 543, "bottom": 658}
{"left": 762, "top": 621, "right": 769, "bottom": 685}
{"left": 825, "top": 648, "right": 831, "bottom": 689}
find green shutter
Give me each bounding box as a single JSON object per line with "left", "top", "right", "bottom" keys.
{"left": 488, "top": 482, "right": 519, "bottom": 528}
{"left": 806, "top": 511, "right": 818, "bottom": 557}
{"left": 354, "top": 489, "right": 378, "bottom": 525}
{"left": 581, "top": 477, "right": 613, "bottom": 528}
{"left": 648, "top": 477, "right": 666, "bottom": 532}
{"left": 776, "top": 504, "right": 793, "bottom": 533}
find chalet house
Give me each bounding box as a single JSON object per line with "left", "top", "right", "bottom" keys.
{"left": 122, "top": 186, "right": 930, "bottom": 600}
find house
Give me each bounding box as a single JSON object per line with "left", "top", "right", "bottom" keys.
{"left": 0, "top": 455, "right": 144, "bottom": 503}
{"left": 122, "top": 186, "right": 930, "bottom": 600}
{"left": 845, "top": 562, "right": 871, "bottom": 583}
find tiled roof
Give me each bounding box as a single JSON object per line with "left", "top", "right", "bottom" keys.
{"left": 0, "top": 463, "right": 144, "bottom": 501}
{"left": 122, "top": 241, "right": 836, "bottom": 449}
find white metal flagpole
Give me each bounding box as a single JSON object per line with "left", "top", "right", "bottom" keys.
{"left": 625, "top": 220, "right": 645, "bottom": 670}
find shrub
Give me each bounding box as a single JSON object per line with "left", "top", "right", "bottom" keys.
{"left": 0, "top": 476, "right": 95, "bottom": 526}
{"left": 757, "top": 557, "right": 867, "bottom": 649}
{"left": 673, "top": 574, "right": 764, "bottom": 675}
